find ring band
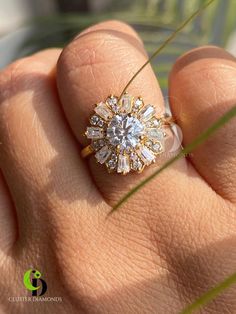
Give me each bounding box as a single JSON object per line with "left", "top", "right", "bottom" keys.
{"left": 81, "top": 145, "right": 94, "bottom": 158}
{"left": 81, "top": 92, "right": 175, "bottom": 174}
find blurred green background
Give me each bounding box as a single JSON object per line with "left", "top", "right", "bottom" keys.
{"left": 1, "top": 0, "right": 236, "bottom": 93}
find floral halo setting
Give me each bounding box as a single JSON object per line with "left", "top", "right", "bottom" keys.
{"left": 81, "top": 92, "right": 170, "bottom": 174}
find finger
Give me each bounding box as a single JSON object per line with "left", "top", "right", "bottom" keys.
{"left": 57, "top": 20, "right": 187, "bottom": 204}
{"left": 0, "top": 170, "right": 16, "bottom": 253}
{"left": 169, "top": 46, "right": 236, "bottom": 202}
{"left": 0, "top": 49, "right": 101, "bottom": 244}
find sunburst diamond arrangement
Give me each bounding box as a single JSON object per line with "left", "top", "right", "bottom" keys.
{"left": 85, "top": 93, "right": 166, "bottom": 174}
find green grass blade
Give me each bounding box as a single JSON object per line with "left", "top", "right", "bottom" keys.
{"left": 119, "top": 0, "right": 216, "bottom": 99}
{"left": 109, "top": 106, "right": 236, "bottom": 214}
{"left": 180, "top": 272, "right": 236, "bottom": 314}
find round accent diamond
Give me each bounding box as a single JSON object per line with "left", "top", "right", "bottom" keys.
{"left": 90, "top": 115, "right": 100, "bottom": 125}
{"left": 131, "top": 159, "right": 143, "bottom": 171}
{"left": 133, "top": 98, "right": 143, "bottom": 111}
{"left": 130, "top": 153, "right": 143, "bottom": 171}
{"left": 107, "top": 96, "right": 119, "bottom": 112}
{"left": 107, "top": 158, "right": 117, "bottom": 170}
{"left": 91, "top": 139, "right": 105, "bottom": 151}
{"left": 146, "top": 118, "right": 161, "bottom": 128}
{"left": 106, "top": 114, "right": 144, "bottom": 150}
{"left": 106, "top": 153, "right": 118, "bottom": 171}
{"left": 152, "top": 142, "right": 162, "bottom": 153}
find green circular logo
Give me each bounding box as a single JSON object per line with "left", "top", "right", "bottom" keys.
{"left": 23, "top": 269, "right": 41, "bottom": 291}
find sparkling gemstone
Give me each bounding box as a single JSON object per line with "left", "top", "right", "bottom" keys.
{"left": 90, "top": 115, "right": 100, "bottom": 125}
{"left": 130, "top": 153, "right": 143, "bottom": 171}
{"left": 86, "top": 93, "right": 166, "bottom": 174}
{"left": 106, "top": 153, "right": 118, "bottom": 170}
{"left": 153, "top": 118, "right": 161, "bottom": 127}
{"left": 152, "top": 142, "right": 162, "bottom": 153}
{"left": 117, "top": 154, "right": 130, "bottom": 174}
{"left": 107, "top": 96, "right": 119, "bottom": 112}
{"left": 139, "top": 105, "right": 156, "bottom": 122}
{"left": 146, "top": 118, "right": 161, "bottom": 128}
{"left": 106, "top": 114, "right": 144, "bottom": 150}
{"left": 86, "top": 127, "right": 104, "bottom": 139}
{"left": 91, "top": 139, "right": 105, "bottom": 151}
{"left": 95, "top": 102, "right": 113, "bottom": 120}
{"left": 97, "top": 120, "right": 104, "bottom": 127}
{"left": 107, "top": 159, "right": 117, "bottom": 170}
{"left": 110, "top": 153, "right": 118, "bottom": 160}
{"left": 133, "top": 98, "right": 143, "bottom": 110}
{"left": 120, "top": 94, "right": 132, "bottom": 113}
{"left": 138, "top": 146, "right": 155, "bottom": 165}
{"left": 95, "top": 145, "right": 111, "bottom": 164}
{"left": 146, "top": 128, "right": 164, "bottom": 141}
{"left": 131, "top": 159, "right": 143, "bottom": 171}
{"left": 130, "top": 152, "right": 138, "bottom": 161}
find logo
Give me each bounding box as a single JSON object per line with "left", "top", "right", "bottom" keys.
{"left": 23, "top": 269, "right": 47, "bottom": 296}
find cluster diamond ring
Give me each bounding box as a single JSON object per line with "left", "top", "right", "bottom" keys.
{"left": 81, "top": 92, "right": 173, "bottom": 174}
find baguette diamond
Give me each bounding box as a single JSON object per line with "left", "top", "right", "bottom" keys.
{"left": 86, "top": 127, "right": 103, "bottom": 139}
{"left": 146, "top": 128, "right": 164, "bottom": 141}
{"left": 139, "top": 146, "right": 155, "bottom": 165}
{"left": 95, "top": 102, "right": 113, "bottom": 120}
{"left": 117, "top": 155, "right": 130, "bottom": 174}
{"left": 139, "top": 105, "right": 156, "bottom": 122}
{"left": 120, "top": 94, "right": 132, "bottom": 113}
{"left": 95, "top": 145, "right": 111, "bottom": 164}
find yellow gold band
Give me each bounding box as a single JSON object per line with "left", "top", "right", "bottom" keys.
{"left": 81, "top": 145, "right": 94, "bottom": 158}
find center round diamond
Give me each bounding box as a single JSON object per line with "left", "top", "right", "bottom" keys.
{"left": 106, "top": 114, "right": 144, "bottom": 150}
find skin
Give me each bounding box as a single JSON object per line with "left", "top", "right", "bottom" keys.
{"left": 0, "top": 20, "right": 236, "bottom": 313}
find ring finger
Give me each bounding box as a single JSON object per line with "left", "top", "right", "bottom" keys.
{"left": 57, "top": 20, "right": 187, "bottom": 206}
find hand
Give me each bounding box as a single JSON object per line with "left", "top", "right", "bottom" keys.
{"left": 0, "top": 20, "right": 236, "bottom": 314}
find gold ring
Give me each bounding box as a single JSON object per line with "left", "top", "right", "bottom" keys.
{"left": 81, "top": 92, "right": 174, "bottom": 174}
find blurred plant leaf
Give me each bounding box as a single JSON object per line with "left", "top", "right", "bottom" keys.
{"left": 180, "top": 272, "right": 236, "bottom": 314}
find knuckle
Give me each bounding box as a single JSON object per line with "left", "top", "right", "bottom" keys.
{"left": 0, "top": 55, "right": 51, "bottom": 106}
{"left": 0, "top": 57, "right": 31, "bottom": 83}
{"left": 58, "top": 20, "right": 144, "bottom": 72}
{"left": 78, "top": 19, "right": 138, "bottom": 39}
{"left": 171, "top": 45, "right": 236, "bottom": 77}
{"left": 0, "top": 57, "right": 34, "bottom": 103}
